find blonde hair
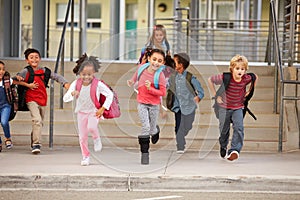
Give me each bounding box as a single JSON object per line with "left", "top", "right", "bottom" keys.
{"left": 229, "top": 54, "right": 248, "bottom": 72}
{"left": 149, "top": 24, "right": 168, "bottom": 50}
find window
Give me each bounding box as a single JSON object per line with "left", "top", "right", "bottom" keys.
{"left": 56, "top": 3, "right": 101, "bottom": 28}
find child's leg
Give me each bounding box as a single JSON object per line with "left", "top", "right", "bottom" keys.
{"left": 218, "top": 108, "right": 231, "bottom": 150}
{"left": 230, "top": 108, "right": 244, "bottom": 154}
{"left": 27, "top": 102, "right": 46, "bottom": 147}
{"left": 87, "top": 113, "right": 102, "bottom": 152}
{"left": 137, "top": 103, "right": 151, "bottom": 136}
{"left": 176, "top": 110, "right": 195, "bottom": 151}
{"left": 149, "top": 105, "right": 160, "bottom": 136}
{"left": 77, "top": 112, "right": 90, "bottom": 158}
{"left": 87, "top": 113, "right": 100, "bottom": 139}
{"left": 137, "top": 103, "right": 151, "bottom": 164}
{"left": 0, "top": 105, "right": 11, "bottom": 140}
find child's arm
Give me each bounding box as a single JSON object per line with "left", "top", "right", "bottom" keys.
{"left": 127, "top": 70, "right": 138, "bottom": 87}
{"left": 63, "top": 80, "right": 77, "bottom": 102}
{"left": 207, "top": 77, "right": 216, "bottom": 97}
{"left": 145, "top": 74, "right": 167, "bottom": 97}
{"left": 191, "top": 76, "right": 204, "bottom": 103}
{"left": 95, "top": 81, "right": 114, "bottom": 118}
{"left": 245, "top": 74, "right": 258, "bottom": 97}
{"left": 50, "top": 71, "right": 70, "bottom": 89}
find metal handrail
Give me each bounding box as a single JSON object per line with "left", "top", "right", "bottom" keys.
{"left": 270, "top": 0, "right": 300, "bottom": 152}
{"left": 49, "top": 0, "right": 72, "bottom": 148}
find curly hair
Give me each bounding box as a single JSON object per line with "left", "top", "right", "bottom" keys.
{"left": 73, "top": 53, "right": 101, "bottom": 75}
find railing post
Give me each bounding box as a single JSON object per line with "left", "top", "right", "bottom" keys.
{"left": 49, "top": 0, "right": 72, "bottom": 148}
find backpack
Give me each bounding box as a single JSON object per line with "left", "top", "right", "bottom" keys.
{"left": 3, "top": 72, "right": 18, "bottom": 121}
{"left": 17, "top": 66, "right": 51, "bottom": 111}
{"left": 166, "top": 71, "right": 196, "bottom": 111}
{"left": 75, "top": 78, "right": 121, "bottom": 119}
{"left": 213, "top": 72, "right": 257, "bottom": 120}
{"left": 137, "top": 62, "right": 165, "bottom": 89}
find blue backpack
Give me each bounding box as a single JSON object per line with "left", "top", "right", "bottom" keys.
{"left": 137, "top": 62, "right": 165, "bottom": 89}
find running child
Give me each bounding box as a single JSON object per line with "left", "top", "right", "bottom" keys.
{"left": 63, "top": 54, "right": 113, "bottom": 166}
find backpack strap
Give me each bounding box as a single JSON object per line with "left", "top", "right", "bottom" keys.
{"left": 186, "top": 71, "right": 197, "bottom": 96}
{"left": 153, "top": 66, "right": 165, "bottom": 89}
{"left": 137, "top": 62, "right": 165, "bottom": 89}
{"left": 25, "top": 66, "right": 35, "bottom": 83}
{"left": 25, "top": 66, "right": 51, "bottom": 87}
{"left": 215, "top": 72, "right": 231, "bottom": 97}
{"left": 75, "top": 77, "right": 100, "bottom": 109}
{"left": 3, "top": 72, "right": 13, "bottom": 104}
{"left": 243, "top": 73, "right": 257, "bottom": 120}
{"left": 43, "top": 67, "right": 51, "bottom": 88}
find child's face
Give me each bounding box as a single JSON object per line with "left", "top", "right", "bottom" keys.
{"left": 79, "top": 65, "right": 95, "bottom": 85}
{"left": 154, "top": 30, "right": 165, "bottom": 43}
{"left": 148, "top": 52, "right": 165, "bottom": 71}
{"left": 26, "top": 52, "right": 41, "bottom": 68}
{"left": 0, "top": 63, "right": 5, "bottom": 80}
{"left": 232, "top": 63, "right": 246, "bottom": 80}
{"left": 174, "top": 57, "right": 184, "bottom": 73}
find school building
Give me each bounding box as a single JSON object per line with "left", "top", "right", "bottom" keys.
{"left": 0, "top": 0, "right": 280, "bottom": 62}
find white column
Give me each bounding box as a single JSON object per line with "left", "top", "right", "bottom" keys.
{"left": 119, "top": 0, "right": 126, "bottom": 60}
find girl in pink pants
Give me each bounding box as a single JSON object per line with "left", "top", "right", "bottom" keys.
{"left": 63, "top": 54, "right": 113, "bottom": 166}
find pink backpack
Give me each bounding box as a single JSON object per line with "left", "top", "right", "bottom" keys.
{"left": 75, "top": 78, "right": 121, "bottom": 119}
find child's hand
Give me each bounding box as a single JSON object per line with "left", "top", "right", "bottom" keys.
{"left": 194, "top": 96, "right": 201, "bottom": 103}
{"left": 216, "top": 96, "right": 223, "bottom": 104}
{"left": 64, "top": 83, "right": 70, "bottom": 90}
{"left": 71, "top": 90, "right": 80, "bottom": 97}
{"left": 29, "top": 81, "right": 39, "bottom": 90}
{"left": 145, "top": 80, "right": 151, "bottom": 90}
{"left": 15, "top": 75, "right": 24, "bottom": 81}
{"left": 96, "top": 107, "right": 105, "bottom": 118}
{"left": 127, "top": 80, "right": 134, "bottom": 87}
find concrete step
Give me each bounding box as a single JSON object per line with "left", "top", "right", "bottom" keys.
{"left": 2, "top": 59, "right": 280, "bottom": 151}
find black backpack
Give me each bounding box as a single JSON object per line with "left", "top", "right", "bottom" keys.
{"left": 213, "top": 72, "right": 257, "bottom": 120}
{"left": 17, "top": 66, "right": 51, "bottom": 111}
{"left": 3, "top": 72, "right": 18, "bottom": 121}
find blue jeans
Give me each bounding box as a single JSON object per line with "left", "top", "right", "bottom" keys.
{"left": 0, "top": 105, "right": 11, "bottom": 144}
{"left": 218, "top": 107, "right": 244, "bottom": 154}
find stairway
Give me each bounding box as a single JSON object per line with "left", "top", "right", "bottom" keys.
{"left": 2, "top": 59, "right": 279, "bottom": 152}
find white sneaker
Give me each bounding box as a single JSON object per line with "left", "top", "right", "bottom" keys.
{"left": 227, "top": 151, "right": 239, "bottom": 161}
{"left": 81, "top": 157, "right": 90, "bottom": 166}
{"left": 94, "top": 138, "right": 102, "bottom": 152}
{"left": 176, "top": 150, "right": 185, "bottom": 154}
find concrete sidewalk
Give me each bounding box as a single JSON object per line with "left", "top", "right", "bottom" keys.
{"left": 0, "top": 145, "right": 300, "bottom": 192}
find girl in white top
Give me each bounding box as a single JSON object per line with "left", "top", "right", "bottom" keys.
{"left": 63, "top": 54, "right": 113, "bottom": 166}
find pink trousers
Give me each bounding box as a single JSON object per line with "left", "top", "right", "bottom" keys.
{"left": 77, "top": 111, "right": 100, "bottom": 157}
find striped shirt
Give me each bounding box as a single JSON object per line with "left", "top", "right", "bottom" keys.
{"left": 211, "top": 73, "right": 252, "bottom": 110}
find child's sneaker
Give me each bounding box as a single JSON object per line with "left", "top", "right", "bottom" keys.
{"left": 93, "top": 138, "right": 102, "bottom": 152}
{"left": 31, "top": 145, "right": 41, "bottom": 154}
{"left": 227, "top": 151, "right": 239, "bottom": 161}
{"left": 81, "top": 157, "right": 90, "bottom": 166}
{"left": 5, "top": 139, "right": 13, "bottom": 149}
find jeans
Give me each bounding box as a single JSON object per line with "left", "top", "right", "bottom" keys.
{"left": 0, "top": 104, "right": 11, "bottom": 144}
{"left": 175, "top": 110, "right": 195, "bottom": 150}
{"left": 218, "top": 107, "right": 244, "bottom": 154}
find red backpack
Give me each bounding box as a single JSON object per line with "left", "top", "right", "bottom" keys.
{"left": 75, "top": 78, "right": 121, "bottom": 119}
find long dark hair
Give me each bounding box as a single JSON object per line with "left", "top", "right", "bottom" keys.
{"left": 73, "top": 53, "right": 101, "bottom": 75}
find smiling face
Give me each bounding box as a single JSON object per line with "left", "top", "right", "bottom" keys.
{"left": 79, "top": 65, "right": 95, "bottom": 86}
{"left": 26, "top": 52, "right": 41, "bottom": 68}
{"left": 148, "top": 52, "right": 165, "bottom": 72}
